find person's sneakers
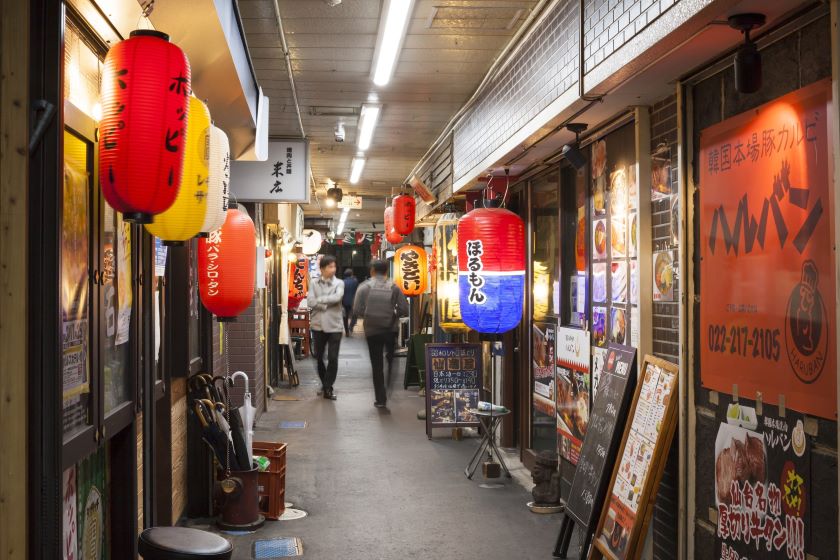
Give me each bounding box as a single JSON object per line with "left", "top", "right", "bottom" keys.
{"left": 374, "top": 401, "right": 387, "bottom": 408}
{"left": 324, "top": 390, "right": 337, "bottom": 400}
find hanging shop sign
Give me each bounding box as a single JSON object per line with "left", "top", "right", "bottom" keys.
{"left": 699, "top": 79, "right": 835, "bottom": 419}
{"left": 532, "top": 322, "right": 556, "bottom": 419}
{"left": 457, "top": 207, "right": 525, "bottom": 334}
{"left": 337, "top": 195, "right": 363, "bottom": 209}
{"left": 555, "top": 327, "right": 591, "bottom": 465}
{"left": 394, "top": 245, "right": 428, "bottom": 296}
{"left": 555, "top": 343, "right": 637, "bottom": 559}
{"left": 592, "top": 356, "right": 679, "bottom": 560}
{"left": 230, "top": 139, "right": 310, "bottom": 203}
{"left": 410, "top": 174, "right": 437, "bottom": 203}
{"left": 287, "top": 255, "right": 308, "bottom": 311}
{"left": 424, "top": 343, "right": 483, "bottom": 438}
{"left": 99, "top": 30, "right": 190, "bottom": 224}
{"left": 712, "top": 394, "right": 810, "bottom": 560}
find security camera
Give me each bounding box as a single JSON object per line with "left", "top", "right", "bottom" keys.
{"left": 334, "top": 123, "right": 345, "bottom": 143}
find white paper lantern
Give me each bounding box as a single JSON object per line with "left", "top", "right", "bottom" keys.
{"left": 301, "top": 229, "right": 323, "bottom": 255}
{"left": 202, "top": 125, "right": 230, "bottom": 234}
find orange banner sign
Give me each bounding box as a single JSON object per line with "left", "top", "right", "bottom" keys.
{"left": 699, "top": 79, "right": 835, "bottom": 419}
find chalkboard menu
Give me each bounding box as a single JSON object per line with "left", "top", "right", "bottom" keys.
{"left": 425, "top": 343, "right": 483, "bottom": 438}
{"left": 592, "top": 355, "right": 679, "bottom": 560}
{"left": 566, "top": 343, "right": 637, "bottom": 530}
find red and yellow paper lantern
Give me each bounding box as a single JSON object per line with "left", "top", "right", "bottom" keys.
{"left": 384, "top": 206, "right": 403, "bottom": 245}
{"left": 288, "top": 255, "right": 308, "bottom": 311}
{"left": 145, "top": 96, "right": 210, "bottom": 244}
{"left": 99, "top": 30, "right": 191, "bottom": 223}
{"left": 392, "top": 193, "right": 416, "bottom": 235}
{"left": 457, "top": 207, "right": 525, "bottom": 333}
{"left": 394, "top": 245, "right": 428, "bottom": 297}
{"left": 198, "top": 209, "right": 255, "bottom": 321}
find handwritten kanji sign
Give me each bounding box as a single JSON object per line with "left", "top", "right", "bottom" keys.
{"left": 231, "top": 139, "right": 310, "bottom": 203}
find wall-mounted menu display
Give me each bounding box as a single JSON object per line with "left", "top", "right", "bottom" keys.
{"left": 553, "top": 344, "right": 637, "bottom": 559}
{"left": 591, "top": 355, "right": 679, "bottom": 560}
{"left": 425, "top": 343, "right": 483, "bottom": 438}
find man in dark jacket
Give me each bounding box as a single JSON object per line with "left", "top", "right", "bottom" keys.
{"left": 342, "top": 268, "right": 359, "bottom": 336}
{"left": 353, "top": 259, "right": 409, "bottom": 408}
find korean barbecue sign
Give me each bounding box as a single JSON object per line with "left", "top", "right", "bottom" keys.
{"left": 699, "top": 79, "right": 836, "bottom": 419}
{"left": 231, "top": 139, "right": 310, "bottom": 203}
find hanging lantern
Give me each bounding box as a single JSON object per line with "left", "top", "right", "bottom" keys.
{"left": 287, "top": 254, "right": 308, "bottom": 311}
{"left": 301, "top": 230, "right": 323, "bottom": 255}
{"left": 201, "top": 124, "right": 230, "bottom": 235}
{"left": 198, "top": 209, "right": 256, "bottom": 321}
{"left": 394, "top": 245, "right": 428, "bottom": 297}
{"left": 99, "top": 30, "right": 191, "bottom": 223}
{"left": 392, "top": 193, "right": 416, "bottom": 235}
{"left": 434, "top": 212, "right": 470, "bottom": 333}
{"left": 145, "top": 96, "right": 210, "bottom": 244}
{"left": 457, "top": 207, "right": 525, "bottom": 333}
{"left": 384, "top": 205, "right": 403, "bottom": 245}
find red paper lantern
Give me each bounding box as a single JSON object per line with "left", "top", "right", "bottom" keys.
{"left": 99, "top": 30, "right": 191, "bottom": 224}
{"left": 198, "top": 209, "right": 256, "bottom": 321}
{"left": 392, "top": 193, "right": 416, "bottom": 235}
{"left": 394, "top": 245, "right": 428, "bottom": 296}
{"left": 384, "top": 206, "right": 403, "bottom": 244}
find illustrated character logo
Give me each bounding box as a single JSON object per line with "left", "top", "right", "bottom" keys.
{"left": 785, "top": 260, "right": 828, "bottom": 383}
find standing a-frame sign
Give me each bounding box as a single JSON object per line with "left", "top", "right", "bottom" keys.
{"left": 590, "top": 355, "right": 679, "bottom": 560}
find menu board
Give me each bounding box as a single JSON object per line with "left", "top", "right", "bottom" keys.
{"left": 592, "top": 356, "right": 679, "bottom": 560}
{"left": 565, "top": 344, "right": 637, "bottom": 531}
{"left": 425, "top": 343, "right": 483, "bottom": 437}
{"left": 555, "top": 327, "right": 591, "bottom": 465}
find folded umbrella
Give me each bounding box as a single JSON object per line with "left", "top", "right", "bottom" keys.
{"left": 193, "top": 400, "right": 231, "bottom": 469}
{"left": 231, "top": 371, "right": 255, "bottom": 468}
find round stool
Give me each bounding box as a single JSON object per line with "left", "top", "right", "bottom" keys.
{"left": 138, "top": 527, "right": 233, "bottom": 560}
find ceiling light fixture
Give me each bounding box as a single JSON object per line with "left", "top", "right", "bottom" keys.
{"left": 729, "top": 13, "right": 766, "bottom": 94}
{"left": 336, "top": 207, "right": 350, "bottom": 235}
{"left": 372, "top": 0, "right": 415, "bottom": 86}
{"left": 326, "top": 184, "right": 343, "bottom": 208}
{"left": 357, "top": 104, "right": 381, "bottom": 151}
{"left": 350, "top": 156, "right": 366, "bottom": 184}
{"left": 561, "top": 123, "right": 588, "bottom": 170}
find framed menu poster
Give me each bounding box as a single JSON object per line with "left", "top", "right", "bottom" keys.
{"left": 425, "top": 343, "right": 483, "bottom": 438}
{"left": 590, "top": 355, "right": 679, "bottom": 560}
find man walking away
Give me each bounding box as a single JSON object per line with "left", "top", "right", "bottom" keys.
{"left": 353, "top": 259, "right": 409, "bottom": 408}
{"left": 308, "top": 255, "right": 344, "bottom": 400}
{"left": 342, "top": 268, "right": 359, "bottom": 336}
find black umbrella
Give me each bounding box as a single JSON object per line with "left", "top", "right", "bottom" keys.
{"left": 194, "top": 399, "right": 244, "bottom": 471}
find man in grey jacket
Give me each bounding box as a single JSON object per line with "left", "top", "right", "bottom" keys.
{"left": 307, "top": 255, "right": 344, "bottom": 400}
{"left": 353, "top": 259, "right": 409, "bottom": 408}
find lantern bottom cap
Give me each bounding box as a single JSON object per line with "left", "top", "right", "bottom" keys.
{"left": 196, "top": 232, "right": 209, "bottom": 238}
{"left": 129, "top": 29, "right": 170, "bottom": 41}
{"left": 123, "top": 212, "right": 154, "bottom": 224}
{"left": 217, "top": 316, "right": 238, "bottom": 323}
{"left": 162, "top": 240, "right": 186, "bottom": 247}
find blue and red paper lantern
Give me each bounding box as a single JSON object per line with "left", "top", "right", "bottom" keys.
{"left": 457, "top": 207, "right": 525, "bottom": 333}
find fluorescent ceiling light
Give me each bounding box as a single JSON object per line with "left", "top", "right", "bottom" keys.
{"left": 350, "top": 157, "right": 366, "bottom": 184}
{"left": 336, "top": 208, "right": 350, "bottom": 235}
{"left": 372, "top": 0, "right": 414, "bottom": 86}
{"left": 357, "top": 104, "right": 381, "bottom": 151}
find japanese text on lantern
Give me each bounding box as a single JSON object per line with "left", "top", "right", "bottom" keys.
{"left": 401, "top": 249, "right": 421, "bottom": 291}
{"left": 166, "top": 72, "right": 188, "bottom": 155}
{"left": 205, "top": 229, "right": 222, "bottom": 296}
{"left": 466, "top": 239, "right": 486, "bottom": 304}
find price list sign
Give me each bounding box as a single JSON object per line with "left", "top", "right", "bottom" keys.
{"left": 425, "top": 343, "right": 483, "bottom": 437}
{"left": 592, "top": 356, "right": 679, "bottom": 560}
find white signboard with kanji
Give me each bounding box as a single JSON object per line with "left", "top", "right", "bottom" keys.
{"left": 231, "top": 139, "right": 310, "bottom": 203}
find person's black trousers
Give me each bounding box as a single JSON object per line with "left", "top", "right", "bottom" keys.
{"left": 342, "top": 304, "right": 356, "bottom": 335}
{"left": 312, "top": 330, "right": 342, "bottom": 394}
{"left": 365, "top": 332, "right": 396, "bottom": 405}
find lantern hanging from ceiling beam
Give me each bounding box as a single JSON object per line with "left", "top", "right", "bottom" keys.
{"left": 198, "top": 209, "right": 256, "bottom": 321}
{"left": 384, "top": 205, "right": 403, "bottom": 245}
{"left": 202, "top": 124, "right": 230, "bottom": 235}
{"left": 145, "top": 95, "right": 210, "bottom": 244}
{"left": 457, "top": 207, "right": 525, "bottom": 333}
{"left": 392, "top": 192, "right": 416, "bottom": 235}
{"left": 434, "top": 212, "right": 469, "bottom": 333}
{"left": 99, "top": 30, "right": 191, "bottom": 223}
{"left": 394, "top": 245, "right": 428, "bottom": 297}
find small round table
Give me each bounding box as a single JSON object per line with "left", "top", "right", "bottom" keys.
{"left": 464, "top": 409, "right": 513, "bottom": 480}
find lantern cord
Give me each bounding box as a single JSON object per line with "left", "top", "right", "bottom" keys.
{"left": 501, "top": 168, "right": 511, "bottom": 209}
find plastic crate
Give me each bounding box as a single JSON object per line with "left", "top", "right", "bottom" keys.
{"left": 253, "top": 441, "right": 287, "bottom": 520}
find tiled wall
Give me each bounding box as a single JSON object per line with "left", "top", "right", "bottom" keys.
{"left": 583, "top": 0, "right": 679, "bottom": 73}
{"left": 452, "top": 0, "right": 579, "bottom": 181}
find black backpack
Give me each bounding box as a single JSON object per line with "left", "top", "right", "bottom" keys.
{"left": 363, "top": 278, "right": 398, "bottom": 330}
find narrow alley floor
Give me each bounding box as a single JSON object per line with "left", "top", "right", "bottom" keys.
{"left": 218, "top": 331, "right": 565, "bottom": 559}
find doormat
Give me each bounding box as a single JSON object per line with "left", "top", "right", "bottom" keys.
{"left": 253, "top": 537, "right": 303, "bottom": 558}
{"left": 272, "top": 394, "right": 301, "bottom": 401}
{"left": 279, "top": 421, "right": 307, "bottom": 429}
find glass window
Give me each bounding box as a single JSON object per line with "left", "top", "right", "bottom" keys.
{"left": 561, "top": 165, "right": 589, "bottom": 327}
{"left": 102, "top": 206, "right": 133, "bottom": 414}
{"left": 62, "top": 130, "right": 94, "bottom": 441}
